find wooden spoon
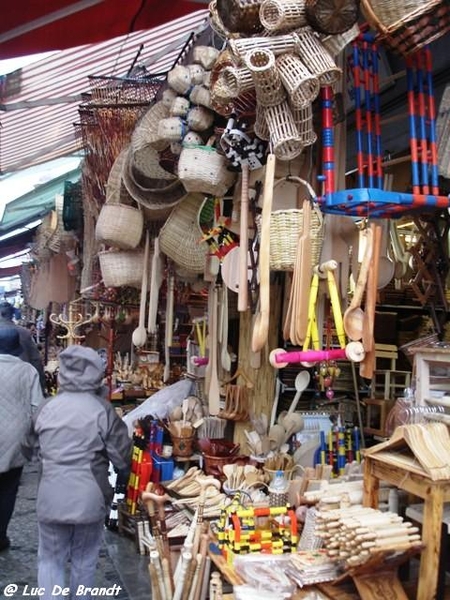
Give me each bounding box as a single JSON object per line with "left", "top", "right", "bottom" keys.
{"left": 238, "top": 161, "right": 249, "bottom": 312}
{"left": 132, "top": 230, "right": 150, "bottom": 348}
{"left": 208, "top": 284, "right": 221, "bottom": 415}
{"left": 287, "top": 370, "right": 310, "bottom": 415}
{"left": 343, "top": 226, "right": 373, "bottom": 342}
{"left": 252, "top": 153, "right": 276, "bottom": 352}
{"left": 360, "top": 223, "right": 382, "bottom": 379}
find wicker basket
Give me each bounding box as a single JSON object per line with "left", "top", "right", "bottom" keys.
{"left": 254, "top": 103, "right": 270, "bottom": 140}
{"left": 98, "top": 249, "right": 145, "bottom": 288}
{"left": 276, "top": 53, "right": 320, "bottom": 108}
{"left": 158, "top": 117, "right": 188, "bottom": 142}
{"left": 304, "top": 0, "right": 360, "bottom": 34}
{"left": 178, "top": 138, "right": 237, "bottom": 196}
{"left": 260, "top": 0, "right": 307, "bottom": 32}
{"left": 294, "top": 27, "right": 342, "bottom": 86}
{"left": 189, "top": 85, "right": 212, "bottom": 109}
{"left": 159, "top": 194, "right": 209, "bottom": 273}
{"left": 222, "top": 66, "right": 255, "bottom": 97}
{"left": 95, "top": 203, "right": 144, "bottom": 250}
{"left": 170, "top": 96, "right": 190, "bottom": 117}
{"left": 264, "top": 101, "right": 304, "bottom": 161}
{"left": 193, "top": 45, "right": 220, "bottom": 70}
{"left": 131, "top": 101, "right": 170, "bottom": 154}
{"left": 167, "top": 65, "right": 192, "bottom": 94}
{"left": 216, "top": 0, "right": 265, "bottom": 34}
{"left": 360, "top": 0, "right": 450, "bottom": 55}
{"left": 290, "top": 102, "right": 317, "bottom": 146}
{"left": 228, "top": 33, "right": 299, "bottom": 60}
{"left": 186, "top": 106, "right": 215, "bottom": 132}
{"left": 245, "top": 47, "right": 286, "bottom": 107}
{"left": 188, "top": 64, "right": 206, "bottom": 85}
{"left": 256, "top": 176, "right": 323, "bottom": 270}
{"left": 162, "top": 88, "right": 178, "bottom": 109}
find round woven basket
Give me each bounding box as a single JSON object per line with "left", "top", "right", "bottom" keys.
{"left": 216, "top": 0, "right": 265, "bottom": 35}
{"left": 95, "top": 203, "right": 144, "bottom": 250}
{"left": 188, "top": 63, "right": 206, "bottom": 85}
{"left": 98, "top": 249, "right": 145, "bottom": 288}
{"left": 162, "top": 88, "right": 178, "bottom": 109}
{"left": 178, "top": 139, "right": 237, "bottom": 196}
{"left": 158, "top": 117, "right": 188, "bottom": 142}
{"left": 222, "top": 66, "right": 255, "bottom": 97}
{"left": 360, "top": 0, "right": 447, "bottom": 55}
{"left": 159, "top": 194, "right": 209, "bottom": 273}
{"left": 170, "top": 96, "right": 190, "bottom": 117}
{"left": 122, "top": 147, "right": 186, "bottom": 219}
{"left": 244, "top": 47, "right": 286, "bottom": 107}
{"left": 294, "top": 27, "right": 342, "bottom": 86}
{"left": 167, "top": 65, "right": 192, "bottom": 94}
{"left": 290, "top": 102, "right": 317, "bottom": 146}
{"left": 276, "top": 52, "right": 320, "bottom": 108}
{"left": 264, "top": 101, "right": 304, "bottom": 161}
{"left": 186, "top": 106, "right": 215, "bottom": 132}
{"left": 131, "top": 101, "right": 170, "bottom": 154}
{"left": 260, "top": 0, "right": 307, "bottom": 32}
{"left": 193, "top": 45, "right": 220, "bottom": 70}
{"left": 229, "top": 33, "right": 298, "bottom": 60}
{"left": 189, "top": 85, "right": 212, "bottom": 109}
{"left": 304, "top": 0, "right": 360, "bottom": 35}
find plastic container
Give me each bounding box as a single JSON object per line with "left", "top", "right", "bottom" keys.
{"left": 268, "top": 470, "right": 289, "bottom": 507}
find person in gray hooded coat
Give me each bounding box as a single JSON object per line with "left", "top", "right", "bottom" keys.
{"left": 23, "top": 345, "right": 132, "bottom": 600}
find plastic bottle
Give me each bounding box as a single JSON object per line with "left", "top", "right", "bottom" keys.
{"left": 268, "top": 470, "right": 289, "bottom": 507}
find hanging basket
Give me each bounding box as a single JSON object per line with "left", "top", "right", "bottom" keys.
{"left": 216, "top": 0, "right": 265, "bottom": 35}
{"left": 294, "top": 27, "right": 342, "bottom": 86}
{"left": 159, "top": 194, "right": 209, "bottom": 273}
{"left": 304, "top": 0, "right": 360, "bottom": 35}
{"left": 256, "top": 176, "right": 323, "bottom": 270}
{"left": 178, "top": 138, "right": 237, "bottom": 196}
{"left": 360, "top": 0, "right": 450, "bottom": 55}
{"left": 244, "top": 47, "right": 286, "bottom": 107}
{"left": 98, "top": 249, "right": 145, "bottom": 288}
{"left": 260, "top": 0, "right": 308, "bottom": 32}
{"left": 95, "top": 203, "right": 144, "bottom": 250}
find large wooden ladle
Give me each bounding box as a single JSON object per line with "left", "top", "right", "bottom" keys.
{"left": 343, "top": 225, "right": 373, "bottom": 342}
{"left": 252, "top": 153, "right": 276, "bottom": 352}
{"left": 131, "top": 230, "right": 150, "bottom": 348}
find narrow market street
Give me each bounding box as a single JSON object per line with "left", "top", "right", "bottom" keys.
{"left": 0, "top": 464, "right": 151, "bottom": 600}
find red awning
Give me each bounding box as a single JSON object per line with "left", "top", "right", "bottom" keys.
{"left": 0, "top": 0, "right": 205, "bottom": 59}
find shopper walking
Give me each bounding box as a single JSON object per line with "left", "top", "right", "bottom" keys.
{"left": 0, "top": 328, "right": 45, "bottom": 551}
{"left": 0, "top": 302, "right": 46, "bottom": 391}
{"left": 22, "top": 345, "right": 132, "bottom": 600}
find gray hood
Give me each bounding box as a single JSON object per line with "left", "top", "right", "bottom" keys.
{"left": 58, "top": 345, "right": 104, "bottom": 392}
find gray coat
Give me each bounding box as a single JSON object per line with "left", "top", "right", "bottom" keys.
{"left": 24, "top": 345, "right": 132, "bottom": 524}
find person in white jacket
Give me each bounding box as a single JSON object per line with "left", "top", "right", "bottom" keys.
{"left": 0, "top": 328, "right": 44, "bottom": 551}
{"left": 22, "top": 345, "right": 132, "bottom": 600}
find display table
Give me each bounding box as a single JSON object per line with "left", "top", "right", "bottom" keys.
{"left": 363, "top": 454, "right": 450, "bottom": 600}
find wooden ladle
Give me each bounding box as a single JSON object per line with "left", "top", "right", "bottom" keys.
{"left": 252, "top": 153, "right": 276, "bottom": 352}
{"left": 343, "top": 225, "right": 373, "bottom": 342}
{"left": 131, "top": 230, "right": 150, "bottom": 348}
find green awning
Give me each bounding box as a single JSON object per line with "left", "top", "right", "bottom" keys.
{"left": 0, "top": 168, "right": 80, "bottom": 236}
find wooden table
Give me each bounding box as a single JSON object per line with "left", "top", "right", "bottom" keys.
{"left": 363, "top": 454, "right": 450, "bottom": 600}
